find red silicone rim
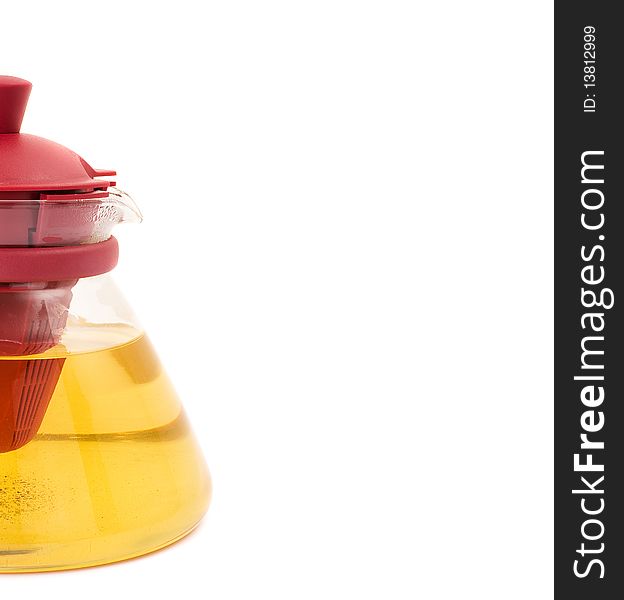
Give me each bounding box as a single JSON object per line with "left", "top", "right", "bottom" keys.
{"left": 0, "top": 237, "right": 119, "bottom": 282}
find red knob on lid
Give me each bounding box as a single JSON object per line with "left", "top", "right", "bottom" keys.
{"left": 0, "top": 76, "right": 32, "bottom": 134}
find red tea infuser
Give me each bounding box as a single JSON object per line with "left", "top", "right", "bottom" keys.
{"left": 0, "top": 76, "right": 134, "bottom": 452}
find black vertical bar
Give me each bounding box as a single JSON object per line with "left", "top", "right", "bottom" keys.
{"left": 555, "top": 2, "right": 624, "bottom": 598}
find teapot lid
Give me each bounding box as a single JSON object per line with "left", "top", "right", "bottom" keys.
{"left": 0, "top": 76, "right": 115, "bottom": 192}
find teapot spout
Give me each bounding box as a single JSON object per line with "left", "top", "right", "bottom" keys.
{"left": 106, "top": 187, "right": 143, "bottom": 225}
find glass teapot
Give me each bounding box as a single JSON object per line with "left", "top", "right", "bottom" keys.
{"left": 0, "top": 76, "right": 211, "bottom": 572}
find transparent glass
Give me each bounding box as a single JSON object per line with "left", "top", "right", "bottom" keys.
{"left": 0, "top": 187, "right": 142, "bottom": 246}
{"left": 0, "top": 275, "right": 211, "bottom": 572}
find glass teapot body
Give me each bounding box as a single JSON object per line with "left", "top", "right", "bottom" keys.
{"left": 0, "top": 275, "right": 211, "bottom": 572}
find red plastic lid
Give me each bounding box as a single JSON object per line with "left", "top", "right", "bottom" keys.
{"left": 0, "top": 77, "right": 124, "bottom": 279}
{"left": 0, "top": 76, "right": 115, "bottom": 192}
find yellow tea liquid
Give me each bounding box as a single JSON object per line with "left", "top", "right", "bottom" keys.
{"left": 0, "top": 328, "right": 211, "bottom": 572}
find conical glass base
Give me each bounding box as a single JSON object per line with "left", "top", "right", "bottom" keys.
{"left": 0, "top": 331, "right": 211, "bottom": 573}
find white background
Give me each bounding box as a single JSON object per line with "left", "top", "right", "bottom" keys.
{"left": 1, "top": 1, "right": 553, "bottom": 598}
